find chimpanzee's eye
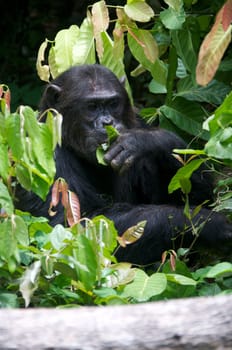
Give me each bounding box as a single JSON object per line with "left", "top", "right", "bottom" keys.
{"left": 108, "top": 98, "right": 119, "bottom": 110}
{"left": 87, "top": 102, "right": 98, "bottom": 112}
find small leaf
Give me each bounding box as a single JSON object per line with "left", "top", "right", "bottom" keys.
{"left": 20, "top": 261, "right": 41, "bottom": 307}
{"left": 168, "top": 158, "right": 206, "bottom": 194}
{"left": 125, "top": 0, "right": 154, "bottom": 23}
{"left": 92, "top": 1, "right": 109, "bottom": 59}
{"left": 117, "top": 220, "right": 146, "bottom": 247}
{"left": 160, "top": 6, "right": 185, "bottom": 30}
{"left": 66, "top": 190, "right": 81, "bottom": 227}
{"left": 36, "top": 40, "right": 51, "bottom": 82}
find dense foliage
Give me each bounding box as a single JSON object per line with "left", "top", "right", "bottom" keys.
{"left": 0, "top": 0, "right": 232, "bottom": 308}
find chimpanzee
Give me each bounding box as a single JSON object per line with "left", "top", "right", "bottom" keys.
{"left": 16, "top": 64, "right": 232, "bottom": 265}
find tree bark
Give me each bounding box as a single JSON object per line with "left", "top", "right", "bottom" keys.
{"left": 0, "top": 295, "right": 231, "bottom": 349}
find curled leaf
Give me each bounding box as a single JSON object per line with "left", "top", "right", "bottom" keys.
{"left": 66, "top": 190, "right": 81, "bottom": 227}
{"left": 117, "top": 220, "right": 146, "bottom": 247}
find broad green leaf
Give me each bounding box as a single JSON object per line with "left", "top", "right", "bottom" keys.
{"left": 205, "top": 129, "right": 232, "bottom": 161}
{"left": 92, "top": 215, "right": 118, "bottom": 255}
{"left": 166, "top": 273, "right": 197, "bottom": 286}
{"left": 73, "top": 17, "right": 96, "bottom": 65}
{"left": 125, "top": 1, "right": 154, "bottom": 23}
{"left": 172, "top": 30, "right": 197, "bottom": 74}
{"left": 0, "top": 293, "right": 18, "bottom": 308}
{"left": 100, "top": 31, "right": 131, "bottom": 99}
{"left": 196, "top": 23, "right": 232, "bottom": 86}
{"left": 104, "top": 263, "right": 135, "bottom": 288}
{"left": 121, "top": 270, "right": 167, "bottom": 301}
{"left": 206, "top": 262, "right": 232, "bottom": 278}
{"left": 176, "top": 77, "right": 231, "bottom": 105}
{"left": 53, "top": 25, "right": 80, "bottom": 74}
{"left": 0, "top": 181, "right": 14, "bottom": 215}
{"left": 160, "top": 100, "right": 209, "bottom": 140}
{"left": 5, "top": 113, "right": 24, "bottom": 160}
{"left": 164, "top": 0, "right": 183, "bottom": 11}
{"left": 160, "top": 7, "right": 185, "bottom": 30}
{"left": 45, "top": 110, "right": 63, "bottom": 149}
{"left": 168, "top": 158, "right": 206, "bottom": 194}
{"left": 15, "top": 164, "right": 32, "bottom": 191}
{"left": 149, "top": 79, "right": 167, "bottom": 94}
{"left": 50, "top": 224, "right": 73, "bottom": 250}
{"left": 128, "top": 28, "right": 158, "bottom": 64}
{"left": 73, "top": 234, "right": 98, "bottom": 291}
{"left": 0, "top": 215, "right": 28, "bottom": 260}
{"left": 0, "top": 218, "right": 17, "bottom": 259}
{"left": 13, "top": 215, "right": 29, "bottom": 246}
{"left": 205, "top": 91, "right": 232, "bottom": 134}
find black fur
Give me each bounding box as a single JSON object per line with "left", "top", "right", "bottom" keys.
{"left": 15, "top": 64, "right": 232, "bottom": 265}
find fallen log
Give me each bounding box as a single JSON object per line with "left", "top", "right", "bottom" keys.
{"left": 0, "top": 295, "right": 231, "bottom": 349}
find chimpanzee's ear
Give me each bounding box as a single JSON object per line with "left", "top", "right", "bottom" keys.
{"left": 44, "top": 84, "right": 62, "bottom": 106}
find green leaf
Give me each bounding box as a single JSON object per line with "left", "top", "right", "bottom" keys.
{"left": 0, "top": 293, "right": 18, "bottom": 308}
{"left": 104, "top": 263, "right": 135, "bottom": 288}
{"left": 92, "top": 215, "right": 118, "bottom": 253}
{"left": 125, "top": 0, "right": 154, "bottom": 23}
{"left": 166, "top": 273, "right": 197, "bottom": 286}
{"left": 205, "top": 129, "right": 232, "bottom": 161}
{"left": 168, "top": 158, "right": 206, "bottom": 194}
{"left": 5, "top": 113, "right": 24, "bottom": 160}
{"left": 149, "top": 79, "right": 167, "bottom": 94}
{"left": 164, "top": 0, "right": 183, "bottom": 11}
{"left": 0, "top": 181, "right": 14, "bottom": 215}
{"left": 121, "top": 270, "right": 167, "bottom": 301}
{"left": 127, "top": 28, "right": 158, "bottom": 66}
{"left": 0, "top": 219, "right": 17, "bottom": 259}
{"left": 206, "top": 262, "right": 232, "bottom": 279}
{"left": 0, "top": 143, "right": 10, "bottom": 182}
{"left": 50, "top": 224, "right": 73, "bottom": 250}
{"left": 13, "top": 215, "right": 29, "bottom": 246}
{"left": 160, "top": 100, "right": 209, "bottom": 140}
{"left": 160, "top": 7, "right": 185, "bottom": 30}
{"left": 206, "top": 91, "right": 232, "bottom": 135}
{"left": 53, "top": 25, "right": 80, "bottom": 75}
{"left": 73, "top": 234, "right": 98, "bottom": 291}
{"left": 73, "top": 18, "right": 96, "bottom": 65}
{"left": 99, "top": 31, "right": 131, "bottom": 99}
{"left": 172, "top": 29, "right": 197, "bottom": 74}
{"left": 176, "top": 77, "right": 231, "bottom": 105}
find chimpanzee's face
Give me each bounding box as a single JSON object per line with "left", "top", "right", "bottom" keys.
{"left": 40, "top": 65, "right": 136, "bottom": 164}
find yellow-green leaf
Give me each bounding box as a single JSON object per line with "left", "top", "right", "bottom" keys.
{"left": 125, "top": 0, "right": 154, "bottom": 23}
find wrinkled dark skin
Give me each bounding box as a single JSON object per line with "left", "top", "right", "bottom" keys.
{"left": 15, "top": 64, "right": 232, "bottom": 266}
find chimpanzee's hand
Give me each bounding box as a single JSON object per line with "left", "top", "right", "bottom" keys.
{"left": 104, "top": 130, "right": 150, "bottom": 173}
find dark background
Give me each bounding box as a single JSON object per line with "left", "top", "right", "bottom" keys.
{"left": 0, "top": 1, "right": 225, "bottom": 111}
{"left": 0, "top": 0, "right": 163, "bottom": 110}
